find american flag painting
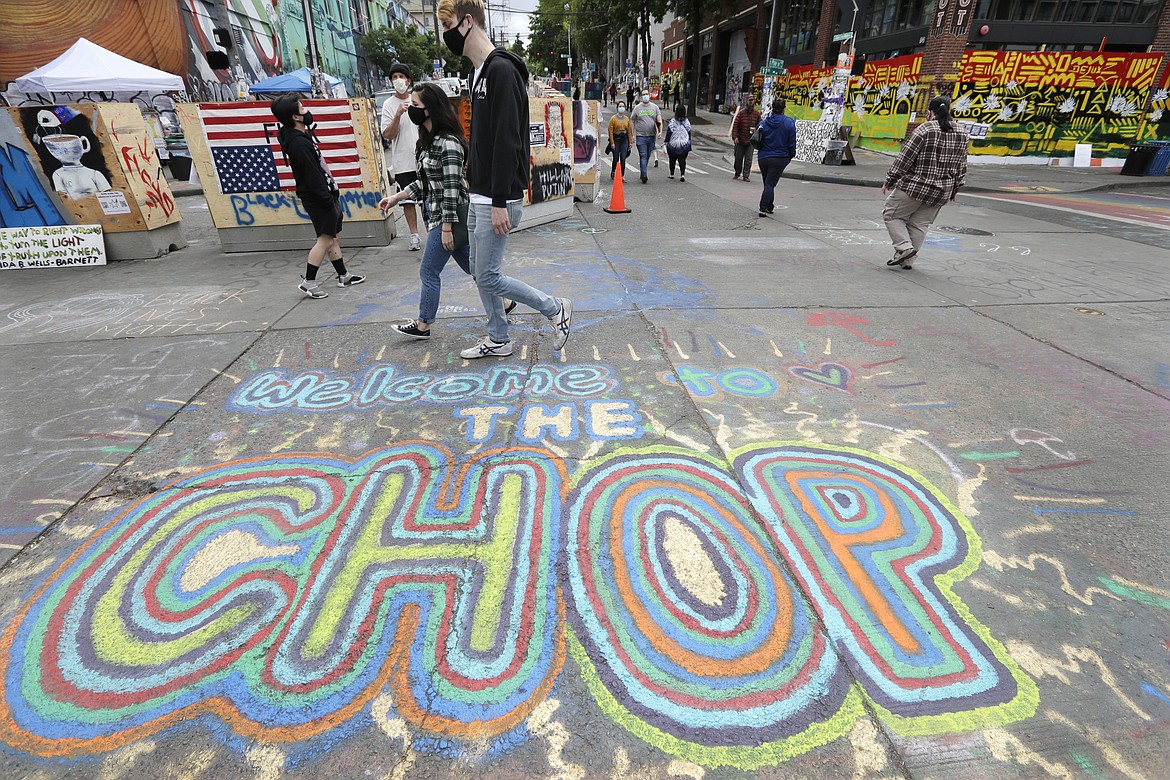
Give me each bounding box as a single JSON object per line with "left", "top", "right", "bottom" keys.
{"left": 198, "top": 100, "right": 363, "bottom": 194}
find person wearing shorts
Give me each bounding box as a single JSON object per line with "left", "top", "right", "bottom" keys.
{"left": 381, "top": 62, "right": 423, "bottom": 251}
{"left": 272, "top": 94, "right": 365, "bottom": 299}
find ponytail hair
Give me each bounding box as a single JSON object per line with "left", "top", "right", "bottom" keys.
{"left": 928, "top": 95, "right": 954, "bottom": 132}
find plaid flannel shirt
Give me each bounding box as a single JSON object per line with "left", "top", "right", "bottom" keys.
{"left": 884, "top": 119, "right": 969, "bottom": 207}
{"left": 402, "top": 134, "right": 468, "bottom": 231}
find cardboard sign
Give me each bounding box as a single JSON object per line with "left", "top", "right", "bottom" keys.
{"left": 0, "top": 224, "right": 106, "bottom": 269}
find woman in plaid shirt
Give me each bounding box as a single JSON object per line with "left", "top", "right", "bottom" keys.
{"left": 882, "top": 96, "right": 969, "bottom": 270}
{"left": 380, "top": 83, "right": 512, "bottom": 339}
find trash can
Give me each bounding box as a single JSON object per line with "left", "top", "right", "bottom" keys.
{"left": 168, "top": 144, "right": 192, "bottom": 180}
{"left": 1145, "top": 141, "right": 1170, "bottom": 176}
{"left": 1120, "top": 144, "right": 1157, "bottom": 176}
{"left": 822, "top": 139, "right": 847, "bottom": 166}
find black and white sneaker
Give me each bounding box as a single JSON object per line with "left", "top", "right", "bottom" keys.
{"left": 299, "top": 278, "right": 328, "bottom": 299}
{"left": 504, "top": 299, "right": 518, "bottom": 314}
{"left": 887, "top": 247, "right": 918, "bottom": 267}
{"left": 337, "top": 272, "right": 366, "bottom": 287}
{"left": 460, "top": 337, "right": 513, "bottom": 359}
{"left": 394, "top": 321, "right": 430, "bottom": 339}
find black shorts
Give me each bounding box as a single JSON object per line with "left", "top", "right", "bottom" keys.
{"left": 302, "top": 193, "right": 343, "bottom": 237}
{"left": 394, "top": 171, "right": 418, "bottom": 204}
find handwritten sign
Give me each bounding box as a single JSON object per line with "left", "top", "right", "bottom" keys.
{"left": 0, "top": 224, "right": 106, "bottom": 270}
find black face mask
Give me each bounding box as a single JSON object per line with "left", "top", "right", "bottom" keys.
{"left": 443, "top": 18, "right": 469, "bottom": 57}
{"left": 407, "top": 105, "right": 428, "bottom": 126}
{"left": 299, "top": 111, "right": 315, "bottom": 129}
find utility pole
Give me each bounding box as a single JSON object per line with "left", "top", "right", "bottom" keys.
{"left": 764, "top": 0, "right": 779, "bottom": 64}
{"left": 303, "top": 0, "right": 326, "bottom": 96}
{"left": 431, "top": 0, "right": 443, "bottom": 77}
{"left": 565, "top": 3, "right": 572, "bottom": 80}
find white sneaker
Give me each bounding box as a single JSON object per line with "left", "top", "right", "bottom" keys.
{"left": 298, "top": 277, "right": 328, "bottom": 299}
{"left": 409, "top": 234, "right": 421, "bottom": 251}
{"left": 460, "top": 337, "right": 513, "bottom": 359}
{"left": 550, "top": 298, "right": 572, "bottom": 351}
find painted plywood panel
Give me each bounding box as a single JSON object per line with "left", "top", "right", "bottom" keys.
{"left": 176, "top": 98, "right": 387, "bottom": 230}
{"left": 2, "top": 103, "right": 177, "bottom": 233}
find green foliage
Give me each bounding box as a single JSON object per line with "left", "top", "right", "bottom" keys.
{"left": 509, "top": 34, "right": 526, "bottom": 60}
{"left": 361, "top": 24, "right": 471, "bottom": 83}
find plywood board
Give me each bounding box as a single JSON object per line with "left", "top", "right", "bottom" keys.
{"left": 177, "top": 98, "right": 389, "bottom": 231}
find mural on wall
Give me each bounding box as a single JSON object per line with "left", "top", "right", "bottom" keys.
{"left": 950, "top": 50, "right": 1164, "bottom": 158}
{"left": 528, "top": 97, "right": 575, "bottom": 205}
{"left": 780, "top": 64, "right": 835, "bottom": 122}
{"left": 181, "top": 0, "right": 283, "bottom": 102}
{"left": 845, "top": 54, "right": 921, "bottom": 153}
{"left": 0, "top": 1, "right": 187, "bottom": 93}
{"left": 0, "top": 111, "right": 70, "bottom": 228}
{"left": 278, "top": 0, "right": 360, "bottom": 96}
{"left": 572, "top": 99, "right": 599, "bottom": 185}
{"left": 1141, "top": 63, "right": 1170, "bottom": 141}
{"left": 3, "top": 104, "right": 178, "bottom": 232}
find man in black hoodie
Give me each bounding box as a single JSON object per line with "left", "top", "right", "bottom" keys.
{"left": 439, "top": 0, "right": 572, "bottom": 359}
{"left": 271, "top": 94, "right": 365, "bottom": 299}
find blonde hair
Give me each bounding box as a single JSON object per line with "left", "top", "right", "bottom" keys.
{"left": 437, "top": 0, "right": 486, "bottom": 28}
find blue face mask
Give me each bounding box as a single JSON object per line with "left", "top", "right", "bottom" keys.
{"left": 617, "top": 106, "right": 625, "bottom": 114}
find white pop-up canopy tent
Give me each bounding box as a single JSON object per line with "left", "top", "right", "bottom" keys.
{"left": 13, "top": 37, "right": 184, "bottom": 94}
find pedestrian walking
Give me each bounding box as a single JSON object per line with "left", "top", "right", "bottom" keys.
{"left": 664, "top": 104, "right": 692, "bottom": 182}
{"left": 607, "top": 101, "right": 632, "bottom": 180}
{"left": 731, "top": 100, "right": 761, "bottom": 182}
{"left": 270, "top": 94, "right": 365, "bottom": 299}
{"left": 882, "top": 96, "right": 968, "bottom": 270}
{"left": 378, "top": 83, "right": 511, "bottom": 340}
{"left": 438, "top": 0, "right": 572, "bottom": 359}
{"left": 630, "top": 90, "right": 662, "bottom": 184}
{"left": 754, "top": 98, "right": 797, "bottom": 218}
{"left": 379, "top": 62, "right": 423, "bottom": 252}
{"left": 608, "top": 82, "right": 617, "bottom": 106}
{"left": 626, "top": 85, "right": 636, "bottom": 110}
{"left": 673, "top": 81, "right": 681, "bottom": 110}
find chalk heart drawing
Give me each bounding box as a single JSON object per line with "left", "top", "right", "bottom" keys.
{"left": 0, "top": 442, "right": 1036, "bottom": 769}
{"left": 788, "top": 362, "right": 853, "bottom": 392}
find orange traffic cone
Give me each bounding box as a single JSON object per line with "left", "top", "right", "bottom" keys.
{"left": 603, "top": 166, "right": 631, "bottom": 214}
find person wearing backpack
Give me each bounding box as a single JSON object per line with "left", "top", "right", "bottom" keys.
{"left": 664, "top": 104, "right": 692, "bottom": 182}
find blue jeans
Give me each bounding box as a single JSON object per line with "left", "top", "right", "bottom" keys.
{"left": 757, "top": 156, "right": 791, "bottom": 213}
{"left": 417, "top": 223, "right": 470, "bottom": 324}
{"left": 635, "top": 135, "right": 655, "bottom": 177}
{"left": 468, "top": 201, "right": 559, "bottom": 343}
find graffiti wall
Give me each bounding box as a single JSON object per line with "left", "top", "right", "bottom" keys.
{"left": 572, "top": 99, "right": 599, "bottom": 187}
{"left": 0, "top": 103, "right": 178, "bottom": 232}
{"left": 780, "top": 64, "right": 836, "bottom": 122}
{"left": 1140, "top": 62, "right": 1170, "bottom": 142}
{"left": 529, "top": 96, "right": 575, "bottom": 205}
{"left": 845, "top": 54, "right": 922, "bottom": 154}
{"left": 278, "top": 0, "right": 360, "bottom": 96}
{"left": 0, "top": 1, "right": 187, "bottom": 90}
{"left": 175, "top": 98, "right": 386, "bottom": 230}
{"left": 950, "top": 50, "right": 1164, "bottom": 158}
{"left": 182, "top": 0, "right": 284, "bottom": 102}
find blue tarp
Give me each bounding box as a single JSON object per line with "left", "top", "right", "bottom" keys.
{"left": 248, "top": 67, "right": 343, "bottom": 95}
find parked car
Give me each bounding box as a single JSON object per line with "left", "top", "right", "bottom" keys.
{"left": 436, "top": 77, "right": 465, "bottom": 97}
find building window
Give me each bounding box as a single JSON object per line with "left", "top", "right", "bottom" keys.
{"left": 865, "top": 0, "right": 930, "bottom": 36}
{"left": 975, "top": 0, "right": 1162, "bottom": 21}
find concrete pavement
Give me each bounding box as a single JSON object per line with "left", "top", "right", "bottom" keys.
{"left": 0, "top": 147, "right": 1168, "bottom": 779}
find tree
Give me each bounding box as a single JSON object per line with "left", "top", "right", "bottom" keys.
{"left": 528, "top": 2, "right": 570, "bottom": 78}
{"left": 361, "top": 24, "right": 432, "bottom": 84}
{"left": 675, "top": 0, "right": 739, "bottom": 114}
{"left": 509, "top": 34, "right": 526, "bottom": 61}
{"left": 362, "top": 24, "right": 471, "bottom": 84}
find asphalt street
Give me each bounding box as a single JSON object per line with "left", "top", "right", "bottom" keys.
{"left": 0, "top": 138, "right": 1168, "bottom": 780}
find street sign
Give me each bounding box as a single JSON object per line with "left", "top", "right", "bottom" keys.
{"left": 561, "top": 53, "right": 570, "bottom": 58}
{"left": 760, "top": 66, "right": 782, "bottom": 76}
{"left": 768, "top": 58, "right": 784, "bottom": 69}
{"left": 833, "top": 31, "right": 854, "bottom": 42}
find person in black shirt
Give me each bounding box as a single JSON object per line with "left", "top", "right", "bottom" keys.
{"left": 271, "top": 94, "right": 365, "bottom": 299}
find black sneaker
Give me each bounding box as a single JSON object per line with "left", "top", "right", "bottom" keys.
{"left": 504, "top": 299, "right": 518, "bottom": 314}
{"left": 394, "top": 321, "right": 430, "bottom": 339}
{"left": 641, "top": 175, "right": 648, "bottom": 184}
{"left": 337, "top": 272, "right": 366, "bottom": 287}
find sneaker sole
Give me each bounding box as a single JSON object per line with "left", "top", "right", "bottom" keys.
{"left": 395, "top": 328, "right": 431, "bottom": 340}
{"left": 337, "top": 278, "right": 367, "bottom": 287}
